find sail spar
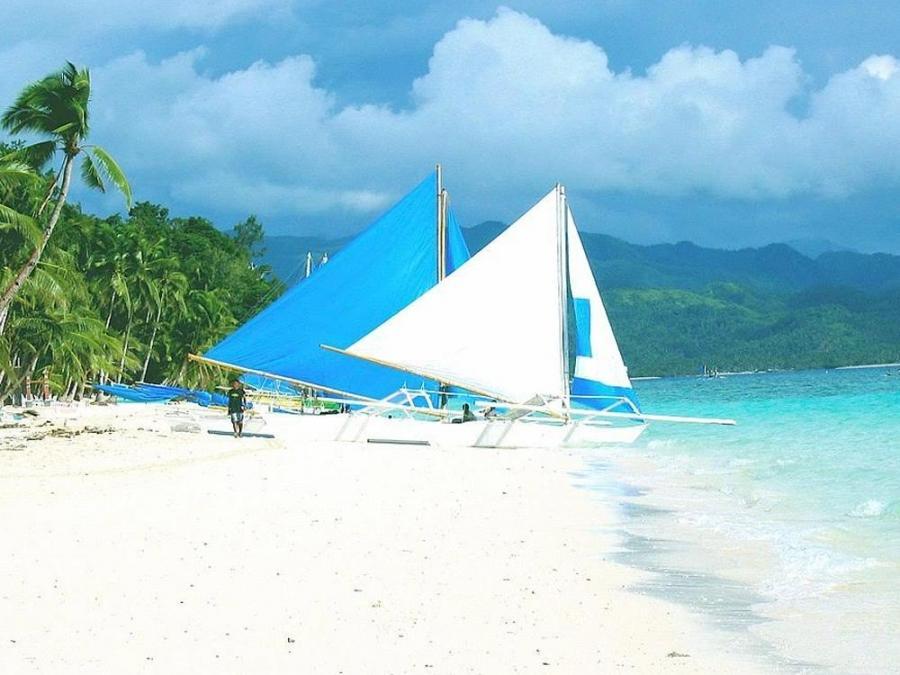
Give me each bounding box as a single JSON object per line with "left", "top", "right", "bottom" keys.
{"left": 197, "top": 170, "right": 470, "bottom": 400}
{"left": 333, "top": 185, "right": 640, "bottom": 411}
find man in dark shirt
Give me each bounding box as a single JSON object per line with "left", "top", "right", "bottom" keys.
{"left": 227, "top": 379, "right": 246, "bottom": 438}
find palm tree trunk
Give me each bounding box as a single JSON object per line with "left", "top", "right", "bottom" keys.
{"left": 176, "top": 359, "right": 188, "bottom": 383}
{"left": 36, "top": 168, "right": 60, "bottom": 218}
{"left": 105, "top": 290, "right": 115, "bottom": 329}
{"left": 141, "top": 304, "right": 162, "bottom": 382}
{"left": 0, "top": 156, "right": 74, "bottom": 335}
{"left": 118, "top": 318, "right": 132, "bottom": 382}
{"left": 2, "top": 354, "right": 38, "bottom": 404}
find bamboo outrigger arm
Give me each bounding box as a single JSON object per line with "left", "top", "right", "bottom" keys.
{"left": 318, "top": 347, "right": 736, "bottom": 427}
{"left": 471, "top": 401, "right": 736, "bottom": 426}
{"left": 187, "top": 353, "right": 377, "bottom": 401}
{"left": 319, "top": 343, "right": 572, "bottom": 420}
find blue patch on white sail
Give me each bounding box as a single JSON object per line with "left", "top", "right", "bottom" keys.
{"left": 573, "top": 297, "right": 593, "bottom": 358}
{"left": 571, "top": 376, "right": 641, "bottom": 413}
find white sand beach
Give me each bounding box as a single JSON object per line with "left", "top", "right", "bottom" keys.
{"left": 0, "top": 403, "right": 764, "bottom": 674}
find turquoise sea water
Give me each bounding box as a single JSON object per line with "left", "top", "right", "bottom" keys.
{"left": 592, "top": 366, "right": 900, "bottom": 673}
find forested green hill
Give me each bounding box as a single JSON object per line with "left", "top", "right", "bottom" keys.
{"left": 264, "top": 223, "right": 900, "bottom": 376}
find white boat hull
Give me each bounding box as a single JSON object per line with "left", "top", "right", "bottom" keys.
{"left": 222, "top": 411, "right": 646, "bottom": 448}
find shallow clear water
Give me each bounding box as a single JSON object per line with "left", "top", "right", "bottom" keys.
{"left": 594, "top": 366, "right": 900, "bottom": 673}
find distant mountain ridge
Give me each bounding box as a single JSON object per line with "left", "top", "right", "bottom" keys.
{"left": 264, "top": 222, "right": 900, "bottom": 293}
{"left": 463, "top": 221, "right": 900, "bottom": 293}
{"left": 783, "top": 237, "right": 855, "bottom": 258}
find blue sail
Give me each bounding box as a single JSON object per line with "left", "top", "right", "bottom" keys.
{"left": 204, "top": 171, "right": 470, "bottom": 399}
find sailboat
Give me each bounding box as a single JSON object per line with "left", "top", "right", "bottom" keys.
{"left": 189, "top": 167, "right": 470, "bottom": 402}
{"left": 316, "top": 184, "right": 734, "bottom": 447}
{"left": 194, "top": 176, "right": 732, "bottom": 447}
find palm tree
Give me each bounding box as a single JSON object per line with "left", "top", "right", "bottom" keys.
{"left": 0, "top": 246, "right": 108, "bottom": 402}
{"left": 0, "top": 156, "right": 41, "bottom": 254}
{"left": 0, "top": 62, "right": 132, "bottom": 334}
{"left": 140, "top": 266, "right": 187, "bottom": 382}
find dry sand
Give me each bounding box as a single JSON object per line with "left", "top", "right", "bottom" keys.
{"left": 0, "top": 403, "right": 765, "bottom": 674}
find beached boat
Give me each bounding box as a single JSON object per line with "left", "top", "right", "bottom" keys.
{"left": 318, "top": 184, "right": 733, "bottom": 447}
{"left": 195, "top": 176, "right": 733, "bottom": 447}
{"left": 190, "top": 166, "right": 469, "bottom": 400}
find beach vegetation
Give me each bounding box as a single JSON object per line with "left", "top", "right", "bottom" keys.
{"left": 0, "top": 63, "right": 131, "bottom": 336}
{"left": 0, "top": 64, "right": 283, "bottom": 402}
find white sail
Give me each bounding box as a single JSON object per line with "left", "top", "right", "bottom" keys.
{"left": 342, "top": 188, "right": 568, "bottom": 403}
{"left": 566, "top": 206, "right": 633, "bottom": 392}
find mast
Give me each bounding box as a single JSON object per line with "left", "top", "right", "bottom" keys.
{"left": 435, "top": 163, "right": 449, "bottom": 406}
{"left": 436, "top": 163, "right": 447, "bottom": 282}
{"left": 305, "top": 251, "right": 313, "bottom": 279}
{"left": 556, "top": 184, "right": 572, "bottom": 414}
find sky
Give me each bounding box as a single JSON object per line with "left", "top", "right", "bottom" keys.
{"left": 2, "top": 1, "right": 899, "bottom": 253}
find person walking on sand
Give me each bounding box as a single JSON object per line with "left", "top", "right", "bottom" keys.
{"left": 41, "top": 368, "right": 51, "bottom": 404}
{"left": 23, "top": 374, "right": 33, "bottom": 405}
{"left": 227, "top": 379, "right": 247, "bottom": 438}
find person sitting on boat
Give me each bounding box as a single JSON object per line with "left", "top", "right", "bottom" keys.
{"left": 483, "top": 400, "right": 498, "bottom": 420}
{"left": 461, "top": 403, "right": 476, "bottom": 423}
{"left": 227, "top": 379, "right": 247, "bottom": 438}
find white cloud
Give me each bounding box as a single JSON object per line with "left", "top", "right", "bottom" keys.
{"left": 4, "top": 7, "right": 900, "bottom": 234}
{"left": 861, "top": 55, "right": 898, "bottom": 81}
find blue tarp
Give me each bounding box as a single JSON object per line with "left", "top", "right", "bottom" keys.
{"left": 204, "top": 171, "right": 471, "bottom": 400}
{"left": 190, "top": 390, "right": 230, "bottom": 408}
{"left": 93, "top": 382, "right": 235, "bottom": 408}
{"left": 136, "top": 382, "right": 193, "bottom": 397}
{"left": 93, "top": 383, "right": 180, "bottom": 403}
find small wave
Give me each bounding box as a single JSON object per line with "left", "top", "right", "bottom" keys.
{"left": 767, "top": 550, "right": 883, "bottom": 601}
{"left": 729, "top": 457, "right": 757, "bottom": 467}
{"left": 848, "top": 499, "right": 888, "bottom": 518}
{"left": 646, "top": 439, "right": 678, "bottom": 451}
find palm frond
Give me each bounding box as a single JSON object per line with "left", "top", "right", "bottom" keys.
{"left": 0, "top": 158, "right": 39, "bottom": 188}
{"left": 0, "top": 203, "right": 42, "bottom": 246}
{"left": 80, "top": 153, "right": 106, "bottom": 192}
{"left": 89, "top": 146, "right": 132, "bottom": 208}
{"left": 19, "top": 140, "right": 59, "bottom": 169}
{"left": 1, "top": 62, "right": 92, "bottom": 143}
{"left": 15, "top": 264, "right": 70, "bottom": 313}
